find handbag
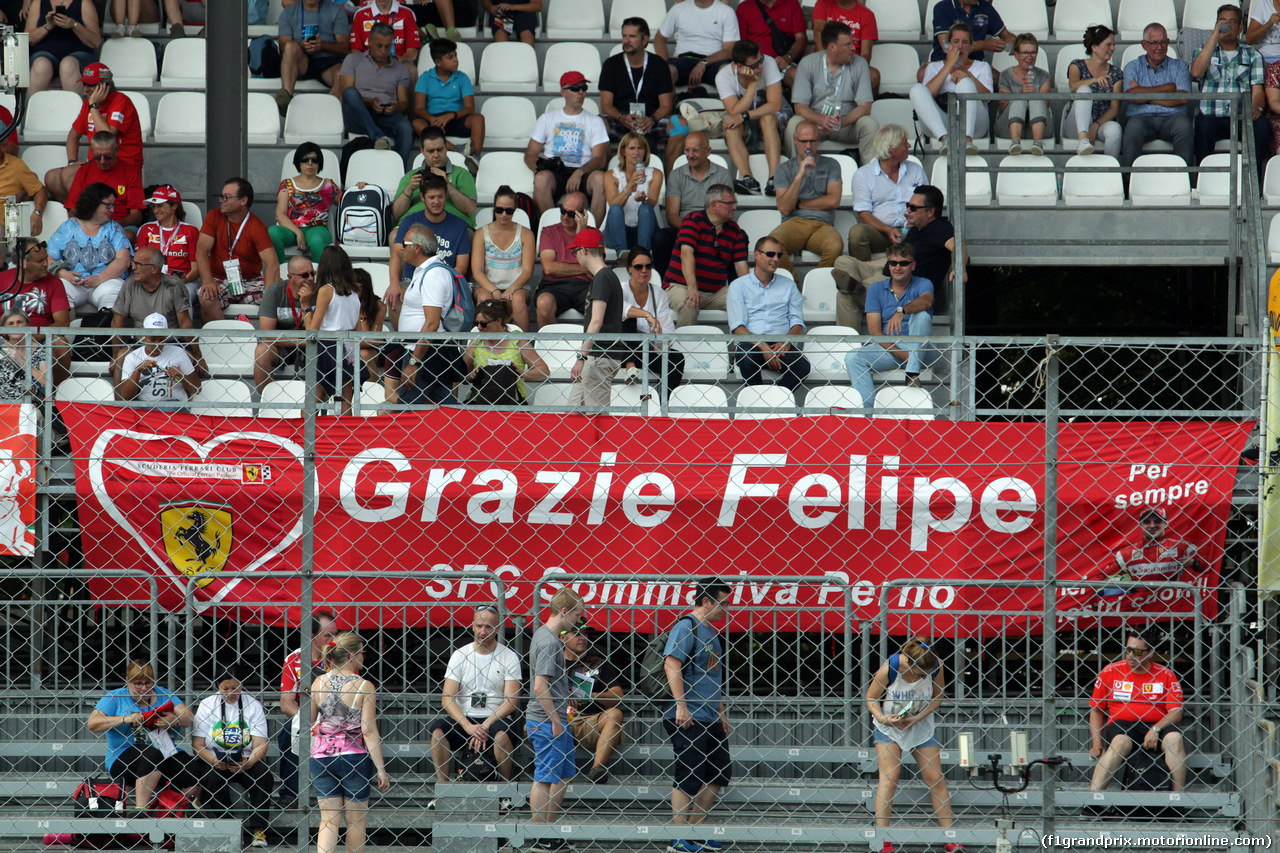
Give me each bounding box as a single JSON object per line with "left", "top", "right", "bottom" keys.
{"left": 677, "top": 101, "right": 728, "bottom": 136}
{"left": 753, "top": 0, "right": 796, "bottom": 60}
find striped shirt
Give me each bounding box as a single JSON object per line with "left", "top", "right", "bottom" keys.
{"left": 664, "top": 211, "right": 748, "bottom": 293}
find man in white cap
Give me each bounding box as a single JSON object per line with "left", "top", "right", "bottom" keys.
{"left": 116, "top": 313, "right": 201, "bottom": 406}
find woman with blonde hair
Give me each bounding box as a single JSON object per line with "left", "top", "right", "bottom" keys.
{"left": 864, "top": 638, "right": 963, "bottom": 853}
{"left": 602, "top": 132, "right": 663, "bottom": 254}
{"left": 87, "top": 659, "right": 203, "bottom": 811}
{"left": 995, "top": 33, "right": 1052, "bottom": 155}
{"left": 309, "top": 633, "right": 391, "bottom": 853}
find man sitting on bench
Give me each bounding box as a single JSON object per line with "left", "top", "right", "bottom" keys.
{"left": 1088, "top": 628, "right": 1188, "bottom": 791}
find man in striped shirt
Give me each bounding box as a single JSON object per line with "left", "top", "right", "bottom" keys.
{"left": 664, "top": 184, "right": 750, "bottom": 327}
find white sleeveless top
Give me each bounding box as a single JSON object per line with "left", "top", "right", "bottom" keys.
{"left": 319, "top": 286, "right": 361, "bottom": 365}
{"left": 872, "top": 655, "right": 938, "bottom": 751}
{"left": 611, "top": 165, "right": 656, "bottom": 227}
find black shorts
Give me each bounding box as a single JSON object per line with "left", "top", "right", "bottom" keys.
{"left": 428, "top": 716, "right": 517, "bottom": 750}
{"left": 1103, "top": 720, "right": 1183, "bottom": 749}
{"left": 316, "top": 339, "right": 366, "bottom": 396}
{"left": 664, "top": 718, "right": 732, "bottom": 795}
{"left": 606, "top": 116, "right": 667, "bottom": 150}
{"left": 413, "top": 0, "right": 478, "bottom": 29}
{"left": 535, "top": 159, "right": 599, "bottom": 200}
{"left": 303, "top": 53, "right": 344, "bottom": 81}
{"left": 536, "top": 278, "right": 590, "bottom": 315}
{"left": 489, "top": 10, "right": 538, "bottom": 37}
{"left": 667, "top": 55, "right": 729, "bottom": 87}
{"left": 428, "top": 114, "right": 472, "bottom": 136}
{"left": 111, "top": 746, "right": 207, "bottom": 790}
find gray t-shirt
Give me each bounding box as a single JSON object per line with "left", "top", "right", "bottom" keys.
{"left": 111, "top": 275, "right": 189, "bottom": 329}
{"left": 259, "top": 281, "right": 302, "bottom": 330}
{"left": 277, "top": 1, "right": 348, "bottom": 51}
{"left": 773, "top": 155, "right": 841, "bottom": 224}
{"left": 525, "top": 624, "right": 569, "bottom": 724}
{"left": 791, "top": 52, "right": 873, "bottom": 114}
{"left": 667, "top": 163, "right": 733, "bottom": 218}
{"left": 340, "top": 52, "right": 411, "bottom": 105}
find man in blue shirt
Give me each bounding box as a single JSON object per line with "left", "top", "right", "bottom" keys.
{"left": 929, "top": 0, "right": 1011, "bottom": 63}
{"left": 1121, "top": 23, "right": 1194, "bottom": 168}
{"left": 391, "top": 176, "right": 470, "bottom": 292}
{"left": 663, "top": 578, "right": 732, "bottom": 853}
{"left": 727, "top": 236, "right": 810, "bottom": 392}
{"left": 843, "top": 242, "right": 936, "bottom": 409}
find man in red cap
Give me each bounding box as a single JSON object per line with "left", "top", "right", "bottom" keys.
{"left": 45, "top": 62, "right": 143, "bottom": 203}
{"left": 0, "top": 107, "right": 48, "bottom": 238}
{"left": 62, "top": 132, "right": 145, "bottom": 235}
{"left": 524, "top": 71, "right": 610, "bottom": 224}
{"left": 565, "top": 228, "right": 625, "bottom": 408}
{"left": 1094, "top": 505, "right": 1206, "bottom": 605}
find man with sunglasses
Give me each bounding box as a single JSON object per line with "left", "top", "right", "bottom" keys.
{"left": 44, "top": 62, "right": 143, "bottom": 204}
{"left": 664, "top": 184, "right": 749, "bottom": 327}
{"left": 109, "top": 246, "right": 201, "bottom": 383}
{"left": 770, "top": 119, "right": 843, "bottom": 279}
{"left": 1097, "top": 505, "right": 1206, "bottom": 603}
{"left": 535, "top": 192, "right": 596, "bottom": 328}
{"left": 1120, "top": 23, "right": 1194, "bottom": 169}
{"left": 254, "top": 255, "right": 316, "bottom": 393}
{"left": 716, "top": 40, "right": 786, "bottom": 197}
{"left": 727, "top": 236, "right": 810, "bottom": 391}
{"left": 62, "top": 132, "right": 144, "bottom": 234}
{"left": 1088, "top": 630, "right": 1187, "bottom": 792}
{"left": 525, "top": 72, "right": 610, "bottom": 225}
{"left": 842, "top": 242, "right": 935, "bottom": 408}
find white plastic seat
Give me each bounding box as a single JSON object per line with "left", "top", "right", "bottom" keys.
{"left": 278, "top": 149, "right": 342, "bottom": 186}
{"left": 474, "top": 206, "right": 532, "bottom": 230}
{"left": 246, "top": 92, "right": 281, "bottom": 145}
{"left": 609, "top": 384, "right": 652, "bottom": 415}
{"left": 258, "top": 380, "right": 308, "bottom": 418}
{"left": 420, "top": 42, "right": 475, "bottom": 82}
{"left": 1053, "top": 45, "right": 1088, "bottom": 95}
{"left": 200, "top": 320, "right": 257, "bottom": 378}
{"left": 543, "top": 97, "right": 600, "bottom": 115}
{"left": 736, "top": 209, "right": 783, "bottom": 252}
{"left": 1183, "top": 0, "right": 1222, "bottom": 31}
{"left": 23, "top": 91, "right": 83, "bottom": 143}
{"left": 1268, "top": 213, "right": 1280, "bottom": 263}
{"left": 41, "top": 203, "right": 68, "bottom": 237}
{"left": 476, "top": 152, "right": 535, "bottom": 202}
{"left": 869, "top": 44, "right": 920, "bottom": 96}
{"left": 189, "top": 379, "right": 254, "bottom": 418}
{"left": 1130, "top": 153, "right": 1191, "bottom": 206}
{"left": 1195, "top": 152, "right": 1243, "bottom": 206}
{"left": 20, "top": 146, "right": 67, "bottom": 186}
{"left": 805, "top": 324, "right": 860, "bottom": 381}
{"left": 248, "top": 0, "right": 286, "bottom": 36}
{"left": 546, "top": 0, "right": 605, "bottom": 39}
{"left": 355, "top": 381, "right": 386, "bottom": 416}
{"left": 1052, "top": 0, "right": 1112, "bottom": 37}
{"left": 542, "top": 43, "right": 603, "bottom": 93}
{"left": 801, "top": 269, "right": 839, "bottom": 325}
{"left": 869, "top": 99, "right": 919, "bottom": 146}
{"left": 1120, "top": 44, "right": 1179, "bottom": 68}
{"left": 1118, "top": 0, "right": 1177, "bottom": 41}
{"left": 995, "top": 154, "right": 1058, "bottom": 206}
{"left": 55, "top": 377, "right": 114, "bottom": 403}
{"left": 181, "top": 202, "right": 202, "bottom": 229}
{"left": 122, "top": 91, "right": 152, "bottom": 142}
{"left": 284, "top": 94, "right": 345, "bottom": 145}
{"left": 535, "top": 323, "right": 587, "bottom": 380}
{"left": 481, "top": 96, "right": 538, "bottom": 149}
{"left": 346, "top": 149, "right": 407, "bottom": 196}
{"left": 802, "top": 385, "right": 864, "bottom": 414}
{"left": 1062, "top": 154, "right": 1124, "bottom": 206}
{"left": 1264, "top": 156, "right": 1280, "bottom": 205}
{"left": 666, "top": 384, "right": 730, "bottom": 418}
{"left": 672, "top": 326, "right": 731, "bottom": 382}
{"left": 865, "top": 0, "right": 922, "bottom": 40}
{"left": 531, "top": 382, "right": 574, "bottom": 409}
{"left": 536, "top": 208, "right": 598, "bottom": 234}
{"left": 153, "top": 92, "right": 205, "bottom": 144}
{"left": 99, "top": 39, "right": 158, "bottom": 87}
{"left": 609, "top": 0, "right": 668, "bottom": 37}
{"left": 735, "top": 385, "right": 797, "bottom": 418}
{"left": 353, "top": 262, "right": 391, "bottom": 298}
{"left": 930, "top": 154, "right": 992, "bottom": 207}
{"left": 873, "top": 385, "right": 934, "bottom": 419}
{"left": 993, "top": 0, "right": 1049, "bottom": 38}
{"left": 160, "top": 38, "right": 206, "bottom": 88}
{"left": 479, "top": 42, "right": 539, "bottom": 93}
{"left": 826, "top": 153, "right": 858, "bottom": 205}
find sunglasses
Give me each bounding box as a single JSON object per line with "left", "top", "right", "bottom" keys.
{"left": 300, "top": 156, "right": 321, "bottom": 164}
{"left": 564, "top": 83, "right": 589, "bottom": 92}
{"left": 741, "top": 58, "right": 763, "bottom": 69}
{"left": 219, "top": 194, "right": 241, "bottom": 202}
{"left": 758, "top": 250, "right": 783, "bottom": 258}
{"left": 291, "top": 270, "right": 315, "bottom": 279}
{"left": 476, "top": 317, "right": 498, "bottom": 327}
{"left": 492, "top": 205, "right": 516, "bottom": 215}
{"left": 1125, "top": 647, "right": 1153, "bottom": 656}
{"left": 631, "top": 263, "right": 653, "bottom": 270}
{"left": 887, "top": 260, "right": 912, "bottom": 267}
{"left": 560, "top": 206, "right": 581, "bottom": 217}
{"left": 904, "top": 203, "right": 927, "bottom": 211}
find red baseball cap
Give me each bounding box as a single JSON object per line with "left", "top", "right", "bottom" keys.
{"left": 80, "top": 63, "right": 113, "bottom": 85}
{"left": 145, "top": 185, "right": 182, "bottom": 205}
{"left": 559, "top": 71, "right": 590, "bottom": 89}
{"left": 567, "top": 227, "right": 604, "bottom": 252}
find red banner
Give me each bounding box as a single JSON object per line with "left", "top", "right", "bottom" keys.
{"left": 60, "top": 402, "right": 1252, "bottom": 632}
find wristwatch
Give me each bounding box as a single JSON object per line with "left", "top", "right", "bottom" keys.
{"left": 896, "top": 306, "right": 904, "bottom": 315}
{"left": 407, "top": 356, "right": 422, "bottom": 367}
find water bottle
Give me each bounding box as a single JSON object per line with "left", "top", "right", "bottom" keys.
{"left": 1218, "top": 21, "right": 1232, "bottom": 33}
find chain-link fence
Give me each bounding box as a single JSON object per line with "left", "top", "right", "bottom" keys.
{"left": 0, "top": 327, "right": 1272, "bottom": 851}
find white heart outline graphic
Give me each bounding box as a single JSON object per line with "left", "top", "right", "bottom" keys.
{"left": 87, "top": 428, "right": 306, "bottom": 608}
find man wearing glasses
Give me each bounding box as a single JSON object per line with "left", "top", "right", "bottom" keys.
{"left": 253, "top": 255, "right": 316, "bottom": 393}
{"left": 1088, "top": 630, "right": 1188, "bottom": 792}
{"left": 62, "top": 133, "right": 144, "bottom": 236}
{"left": 786, "top": 22, "right": 877, "bottom": 161}
{"left": 770, "top": 119, "right": 843, "bottom": 279}
{"left": 525, "top": 72, "right": 610, "bottom": 225}
{"left": 44, "top": 62, "right": 143, "bottom": 204}
{"left": 535, "top": 192, "right": 595, "bottom": 328}
{"left": 727, "top": 236, "right": 810, "bottom": 392}
{"left": 842, "top": 242, "right": 935, "bottom": 408}
{"left": 664, "top": 184, "right": 749, "bottom": 327}
{"left": 1121, "top": 23, "right": 1194, "bottom": 169}
{"left": 109, "top": 246, "right": 201, "bottom": 383}
{"left": 195, "top": 178, "right": 280, "bottom": 322}
{"left": 1190, "top": 4, "right": 1270, "bottom": 177}
{"left": 1097, "top": 505, "right": 1205, "bottom": 603}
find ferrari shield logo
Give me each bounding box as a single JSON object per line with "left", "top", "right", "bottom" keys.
{"left": 160, "top": 502, "right": 232, "bottom": 588}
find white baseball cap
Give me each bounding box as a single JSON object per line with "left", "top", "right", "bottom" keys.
{"left": 143, "top": 313, "right": 168, "bottom": 330}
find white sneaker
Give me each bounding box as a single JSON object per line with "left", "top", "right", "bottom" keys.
{"left": 624, "top": 366, "right": 640, "bottom": 384}
{"left": 964, "top": 139, "right": 979, "bottom": 155}
{"left": 1008, "top": 140, "right": 1022, "bottom": 155}
{"left": 1029, "top": 142, "right": 1044, "bottom": 157}
{"left": 1077, "top": 138, "right": 1095, "bottom": 156}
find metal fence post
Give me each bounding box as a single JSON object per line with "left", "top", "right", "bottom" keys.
{"left": 296, "top": 334, "right": 320, "bottom": 853}
{"left": 1041, "top": 334, "right": 1060, "bottom": 833}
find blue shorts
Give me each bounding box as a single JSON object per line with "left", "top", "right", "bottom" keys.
{"left": 873, "top": 728, "right": 941, "bottom": 748}
{"left": 31, "top": 50, "right": 95, "bottom": 71}
{"left": 526, "top": 720, "right": 575, "bottom": 783}
{"left": 310, "top": 753, "right": 374, "bottom": 801}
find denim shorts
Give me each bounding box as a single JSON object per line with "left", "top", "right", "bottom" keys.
{"left": 31, "top": 50, "right": 95, "bottom": 71}
{"left": 310, "top": 753, "right": 374, "bottom": 801}
{"left": 873, "top": 727, "right": 941, "bottom": 748}
{"left": 526, "top": 720, "right": 575, "bottom": 783}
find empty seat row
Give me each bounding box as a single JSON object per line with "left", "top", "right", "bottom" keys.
{"left": 531, "top": 381, "right": 935, "bottom": 418}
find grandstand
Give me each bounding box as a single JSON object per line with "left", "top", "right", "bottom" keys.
{"left": 0, "top": 0, "right": 1276, "bottom": 851}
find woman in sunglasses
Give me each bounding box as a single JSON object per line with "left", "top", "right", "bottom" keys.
{"left": 136, "top": 185, "right": 201, "bottom": 300}
{"left": 602, "top": 133, "right": 662, "bottom": 256}
{"left": 471, "top": 185, "right": 535, "bottom": 331}
{"left": 463, "top": 298, "right": 549, "bottom": 404}
{"left": 618, "top": 246, "right": 683, "bottom": 389}
{"left": 269, "top": 142, "right": 341, "bottom": 267}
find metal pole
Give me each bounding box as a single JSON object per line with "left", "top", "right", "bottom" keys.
{"left": 947, "top": 95, "right": 964, "bottom": 338}
{"left": 296, "top": 334, "right": 320, "bottom": 853}
{"left": 206, "top": 2, "right": 248, "bottom": 209}
{"left": 1041, "top": 334, "right": 1060, "bottom": 834}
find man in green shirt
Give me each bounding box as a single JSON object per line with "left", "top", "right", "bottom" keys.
{"left": 389, "top": 126, "right": 477, "bottom": 227}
